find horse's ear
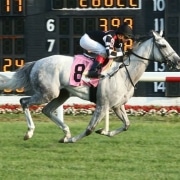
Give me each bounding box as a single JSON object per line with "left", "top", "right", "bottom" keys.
{"left": 152, "top": 30, "right": 161, "bottom": 40}
{"left": 152, "top": 30, "right": 157, "bottom": 38}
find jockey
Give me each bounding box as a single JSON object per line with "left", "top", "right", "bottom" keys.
{"left": 80, "top": 22, "right": 134, "bottom": 78}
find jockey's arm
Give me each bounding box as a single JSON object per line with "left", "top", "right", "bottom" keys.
{"left": 103, "top": 34, "right": 123, "bottom": 59}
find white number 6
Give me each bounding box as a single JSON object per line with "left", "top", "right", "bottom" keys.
{"left": 46, "top": 19, "right": 55, "bottom": 32}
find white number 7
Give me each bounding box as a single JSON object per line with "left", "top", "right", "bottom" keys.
{"left": 47, "top": 39, "right": 55, "bottom": 52}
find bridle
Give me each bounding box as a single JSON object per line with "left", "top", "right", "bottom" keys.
{"left": 127, "top": 36, "right": 177, "bottom": 69}
{"left": 118, "top": 35, "right": 177, "bottom": 87}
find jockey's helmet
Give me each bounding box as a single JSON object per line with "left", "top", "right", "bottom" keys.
{"left": 116, "top": 22, "right": 134, "bottom": 39}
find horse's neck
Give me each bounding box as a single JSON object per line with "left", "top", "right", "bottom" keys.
{"left": 125, "top": 39, "right": 153, "bottom": 84}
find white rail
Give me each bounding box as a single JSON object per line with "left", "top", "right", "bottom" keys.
{"left": 139, "top": 72, "right": 180, "bottom": 82}
{"left": 1, "top": 71, "right": 180, "bottom": 82}
{"left": 0, "top": 72, "right": 179, "bottom": 125}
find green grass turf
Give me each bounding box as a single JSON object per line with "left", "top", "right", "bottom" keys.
{"left": 0, "top": 114, "right": 179, "bottom": 180}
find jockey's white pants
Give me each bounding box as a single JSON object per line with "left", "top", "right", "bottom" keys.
{"left": 80, "top": 33, "right": 107, "bottom": 58}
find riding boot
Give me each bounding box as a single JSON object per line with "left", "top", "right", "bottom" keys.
{"left": 87, "top": 55, "right": 105, "bottom": 78}
{"left": 87, "top": 61, "right": 102, "bottom": 78}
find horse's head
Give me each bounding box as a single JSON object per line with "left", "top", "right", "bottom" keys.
{"left": 152, "top": 30, "right": 180, "bottom": 70}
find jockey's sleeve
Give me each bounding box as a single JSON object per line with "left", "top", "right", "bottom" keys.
{"left": 103, "top": 34, "right": 123, "bottom": 58}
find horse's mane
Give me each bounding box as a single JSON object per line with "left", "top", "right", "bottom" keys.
{"left": 132, "top": 34, "right": 153, "bottom": 51}
{"left": 119, "top": 33, "right": 153, "bottom": 62}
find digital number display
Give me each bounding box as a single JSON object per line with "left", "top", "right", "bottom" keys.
{"left": 0, "top": 0, "right": 179, "bottom": 96}
{"left": 59, "top": 17, "right": 133, "bottom": 33}
{"left": 46, "top": 16, "right": 134, "bottom": 55}
{"left": 2, "top": 58, "right": 24, "bottom": 71}
{"left": 0, "top": 0, "right": 25, "bottom": 16}
{"left": 52, "top": 0, "right": 141, "bottom": 9}
{"left": 0, "top": 57, "right": 25, "bottom": 93}
{"left": 2, "top": 58, "right": 24, "bottom": 93}
{"left": 0, "top": 16, "right": 25, "bottom": 93}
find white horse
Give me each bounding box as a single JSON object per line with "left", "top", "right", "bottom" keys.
{"left": 0, "top": 31, "right": 179, "bottom": 143}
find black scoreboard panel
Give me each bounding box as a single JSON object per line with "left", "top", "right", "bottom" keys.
{"left": 165, "top": 0, "right": 180, "bottom": 55}
{"left": 0, "top": 0, "right": 179, "bottom": 96}
{"left": 165, "top": 0, "right": 180, "bottom": 96}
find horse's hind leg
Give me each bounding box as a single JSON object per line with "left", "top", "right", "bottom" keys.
{"left": 20, "top": 92, "right": 58, "bottom": 140}
{"left": 20, "top": 97, "right": 35, "bottom": 140}
{"left": 42, "top": 89, "right": 71, "bottom": 142}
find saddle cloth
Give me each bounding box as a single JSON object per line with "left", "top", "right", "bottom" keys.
{"left": 69, "top": 55, "right": 121, "bottom": 87}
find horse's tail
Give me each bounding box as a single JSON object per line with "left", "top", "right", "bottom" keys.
{"left": 0, "top": 61, "right": 36, "bottom": 91}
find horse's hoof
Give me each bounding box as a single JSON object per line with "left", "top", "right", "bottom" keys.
{"left": 59, "top": 137, "right": 74, "bottom": 143}
{"left": 95, "top": 128, "right": 104, "bottom": 134}
{"left": 59, "top": 138, "right": 65, "bottom": 143}
{"left": 24, "top": 134, "right": 30, "bottom": 140}
{"left": 24, "top": 128, "right": 34, "bottom": 140}
{"left": 125, "top": 124, "right": 130, "bottom": 131}
{"left": 95, "top": 128, "right": 111, "bottom": 136}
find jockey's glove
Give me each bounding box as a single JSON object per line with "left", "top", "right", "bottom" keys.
{"left": 116, "top": 51, "right": 123, "bottom": 57}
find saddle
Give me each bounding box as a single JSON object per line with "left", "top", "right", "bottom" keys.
{"left": 69, "top": 54, "right": 122, "bottom": 87}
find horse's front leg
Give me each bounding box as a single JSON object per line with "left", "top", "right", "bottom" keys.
{"left": 67, "top": 106, "right": 106, "bottom": 143}
{"left": 106, "top": 105, "right": 130, "bottom": 137}
{"left": 95, "top": 110, "right": 110, "bottom": 135}
{"left": 96, "top": 105, "right": 130, "bottom": 137}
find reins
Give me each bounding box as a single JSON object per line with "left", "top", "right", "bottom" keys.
{"left": 127, "top": 37, "right": 158, "bottom": 62}
{"left": 108, "top": 35, "right": 176, "bottom": 88}
{"left": 116, "top": 37, "right": 160, "bottom": 88}
{"left": 128, "top": 50, "right": 155, "bottom": 61}
{"left": 123, "top": 61, "right": 136, "bottom": 88}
